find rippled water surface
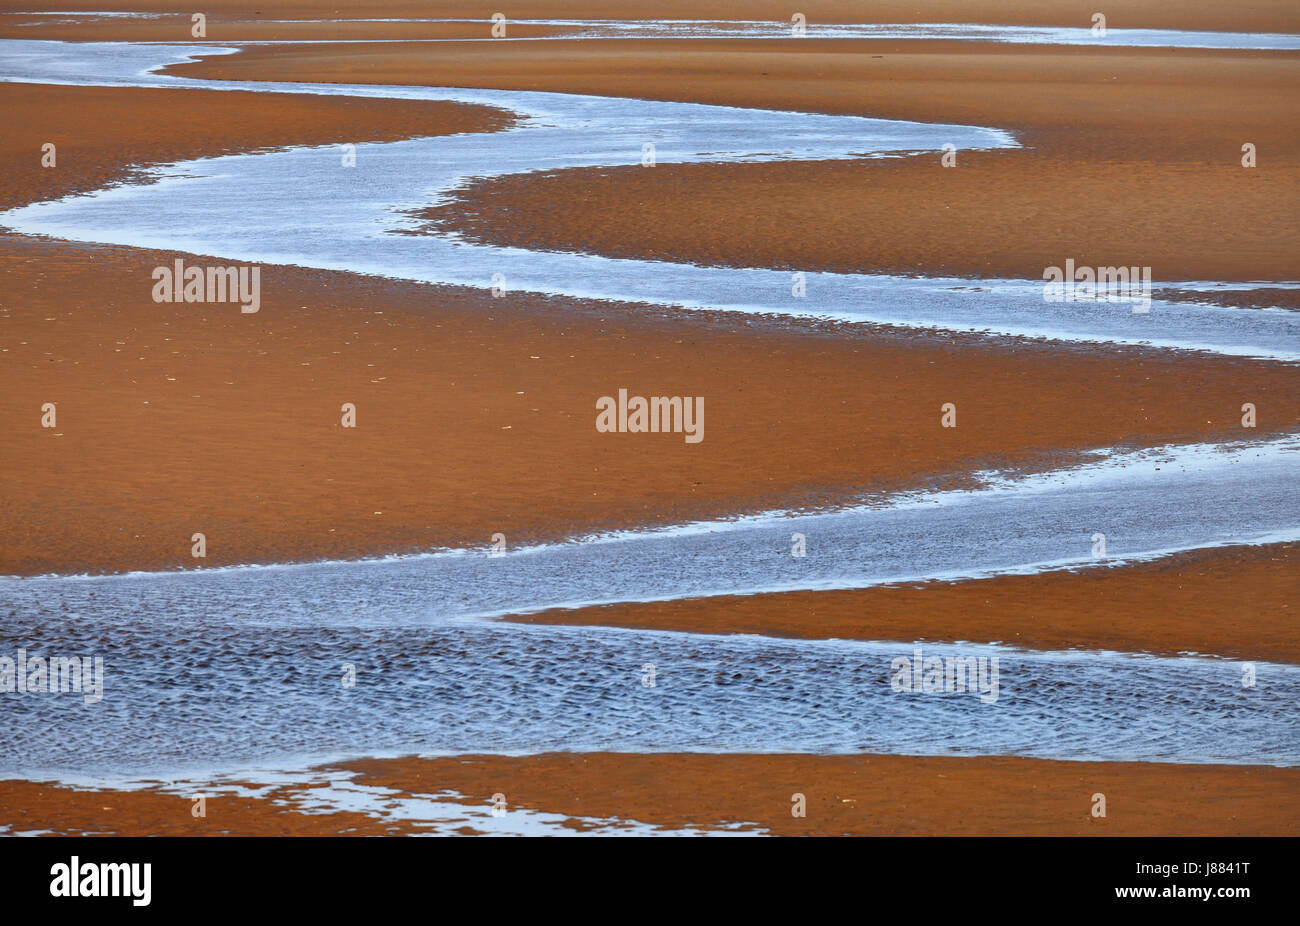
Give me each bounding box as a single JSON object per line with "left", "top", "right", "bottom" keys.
{"left": 0, "top": 35, "right": 1296, "bottom": 784}
{"left": 2, "top": 40, "right": 1297, "bottom": 358}
{"left": 4, "top": 616, "right": 1298, "bottom": 780}
{"left": 3, "top": 439, "right": 1297, "bottom": 779}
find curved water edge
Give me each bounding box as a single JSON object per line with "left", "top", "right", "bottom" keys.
{"left": 5, "top": 15, "right": 1300, "bottom": 49}
{"left": 2, "top": 437, "right": 1297, "bottom": 778}
{"left": 6, "top": 434, "right": 1298, "bottom": 592}
{"left": 2, "top": 616, "right": 1297, "bottom": 780}
{"left": 0, "top": 37, "right": 1296, "bottom": 778}
{"left": 2, "top": 40, "right": 1297, "bottom": 360}
{"left": 0, "top": 762, "right": 759, "bottom": 835}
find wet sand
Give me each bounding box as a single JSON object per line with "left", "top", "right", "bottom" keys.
{"left": 1, "top": 7, "right": 1295, "bottom": 837}
{"left": 0, "top": 778, "right": 402, "bottom": 836}
{"left": 515, "top": 542, "right": 1300, "bottom": 663}
{"left": 1, "top": 74, "right": 1295, "bottom": 578}
{"left": 171, "top": 40, "right": 1300, "bottom": 282}
{"left": 1, "top": 31, "right": 1295, "bottom": 576}
{"left": 1, "top": 0, "right": 1295, "bottom": 37}
{"left": 0, "top": 12, "right": 583, "bottom": 42}
{"left": 343, "top": 753, "right": 1300, "bottom": 836}
{"left": 0, "top": 81, "right": 511, "bottom": 213}
{"left": 4, "top": 232, "right": 1296, "bottom": 576}
{"left": 4, "top": 752, "right": 1295, "bottom": 835}
{"left": 419, "top": 142, "right": 1299, "bottom": 283}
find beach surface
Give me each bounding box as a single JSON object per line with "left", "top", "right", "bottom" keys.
{"left": 171, "top": 39, "right": 1300, "bottom": 282}
{"left": 3, "top": 753, "right": 1297, "bottom": 836}
{"left": 0, "top": 3, "right": 1296, "bottom": 836}
{"left": 4, "top": 229, "right": 1295, "bottom": 576}
{"left": 2, "top": 0, "right": 1295, "bottom": 37}
{"left": 514, "top": 542, "right": 1299, "bottom": 663}
{"left": 2, "top": 81, "right": 1297, "bottom": 576}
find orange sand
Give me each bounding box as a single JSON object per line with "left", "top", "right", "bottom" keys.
{"left": 0, "top": 3, "right": 1295, "bottom": 841}
{"left": 516, "top": 543, "right": 1300, "bottom": 662}
{"left": 0, "top": 82, "right": 510, "bottom": 213}
{"left": 2, "top": 78, "right": 1297, "bottom": 576}
{"left": 4, "top": 751, "right": 1296, "bottom": 835}
{"left": 344, "top": 753, "right": 1300, "bottom": 835}
{"left": 0, "top": 778, "right": 402, "bottom": 836}
{"left": 172, "top": 40, "right": 1300, "bottom": 282}
{"left": 4, "top": 234, "right": 1297, "bottom": 576}
{"left": 1, "top": 0, "right": 1295, "bottom": 36}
